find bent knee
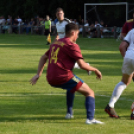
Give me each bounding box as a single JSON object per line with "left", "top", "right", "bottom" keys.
{"left": 86, "top": 89, "right": 94, "bottom": 97}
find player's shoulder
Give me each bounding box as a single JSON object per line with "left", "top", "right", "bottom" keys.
{"left": 126, "top": 19, "right": 134, "bottom": 23}
{"left": 64, "top": 18, "right": 71, "bottom": 23}
{"left": 129, "top": 28, "right": 134, "bottom": 34}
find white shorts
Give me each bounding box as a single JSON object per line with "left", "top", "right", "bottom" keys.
{"left": 122, "top": 58, "right": 134, "bottom": 75}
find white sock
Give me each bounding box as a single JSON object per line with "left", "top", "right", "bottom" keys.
{"left": 109, "top": 81, "right": 126, "bottom": 108}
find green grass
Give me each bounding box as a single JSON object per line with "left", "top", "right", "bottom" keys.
{"left": 0, "top": 34, "right": 134, "bottom": 134}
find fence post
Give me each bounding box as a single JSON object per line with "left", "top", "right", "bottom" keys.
{"left": 31, "top": 26, "right": 33, "bottom": 34}
{"left": 96, "top": 26, "right": 101, "bottom": 38}
{"left": 82, "top": 26, "right": 86, "bottom": 37}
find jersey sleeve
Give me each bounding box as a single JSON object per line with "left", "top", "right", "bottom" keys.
{"left": 65, "top": 43, "right": 83, "bottom": 61}
{"left": 121, "top": 22, "right": 128, "bottom": 34}
{"left": 124, "top": 30, "right": 132, "bottom": 44}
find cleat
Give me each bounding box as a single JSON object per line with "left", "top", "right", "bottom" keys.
{"left": 105, "top": 104, "right": 119, "bottom": 118}
{"left": 131, "top": 113, "right": 134, "bottom": 120}
{"left": 132, "top": 76, "right": 134, "bottom": 82}
{"left": 65, "top": 113, "right": 74, "bottom": 119}
{"left": 86, "top": 119, "right": 104, "bottom": 124}
{"left": 131, "top": 102, "right": 134, "bottom": 120}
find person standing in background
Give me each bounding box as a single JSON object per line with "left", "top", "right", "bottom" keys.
{"left": 45, "top": 15, "right": 51, "bottom": 45}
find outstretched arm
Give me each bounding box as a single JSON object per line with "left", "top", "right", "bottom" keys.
{"left": 30, "top": 54, "right": 48, "bottom": 85}
{"left": 77, "top": 59, "right": 102, "bottom": 80}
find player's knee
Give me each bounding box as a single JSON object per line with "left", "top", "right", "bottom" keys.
{"left": 86, "top": 89, "right": 94, "bottom": 97}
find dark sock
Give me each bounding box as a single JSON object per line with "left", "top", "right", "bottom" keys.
{"left": 66, "top": 91, "right": 75, "bottom": 115}
{"left": 85, "top": 96, "right": 95, "bottom": 120}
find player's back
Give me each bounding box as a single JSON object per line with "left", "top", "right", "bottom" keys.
{"left": 46, "top": 37, "right": 82, "bottom": 85}
{"left": 124, "top": 29, "right": 134, "bottom": 59}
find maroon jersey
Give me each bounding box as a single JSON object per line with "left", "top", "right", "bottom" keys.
{"left": 122, "top": 19, "right": 134, "bottom": 34}
{"left": 45, "top": 37, "right": 83, "bottom": 85}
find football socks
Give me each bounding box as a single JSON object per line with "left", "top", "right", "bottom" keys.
{"left": 85, "top": 96, "right": 95, "bottom": 120}
{"left": 109, "top": 81, "right": 126, "bottom": 108}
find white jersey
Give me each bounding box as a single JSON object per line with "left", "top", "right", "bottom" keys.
{"left": 56, "top": 18, "right": 71, "bottom": 39}
{"left": 124, "top": 29, "right": 134, "bottom": 59}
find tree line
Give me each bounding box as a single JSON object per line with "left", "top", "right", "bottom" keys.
{"left": 0, "top": 0, "right": 134, "bottom": 26}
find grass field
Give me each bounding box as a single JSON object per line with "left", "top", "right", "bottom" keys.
{"left": 0, "top": 34, "right": 134, "bottom": 134}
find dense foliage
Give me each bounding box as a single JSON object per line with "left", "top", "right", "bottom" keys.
{"left": 0, "top": 0, "right": 134, "bottom": 26}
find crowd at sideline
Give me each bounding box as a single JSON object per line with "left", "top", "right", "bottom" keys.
{"left": 0, "top": 15, "right": 121, "bottom": 38}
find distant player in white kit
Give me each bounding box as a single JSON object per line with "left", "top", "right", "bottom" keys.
{"left": 105, "top": 28, "right": 134, "bottom": 119}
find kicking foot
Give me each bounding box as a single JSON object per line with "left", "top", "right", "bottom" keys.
{"left": 105, "top": 104, "right": 119, "bottom": 118}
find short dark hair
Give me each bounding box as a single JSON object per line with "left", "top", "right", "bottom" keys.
{"left": 65, "top": 23, "right": 79, "bottom": 35}
{"left": 56, "top": 7, "right": 64, "bottom": 13}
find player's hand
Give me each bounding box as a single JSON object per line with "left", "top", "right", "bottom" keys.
{"left": 30, "top": 74, "right": 39, "bottom": 85}
{"left": 95, "top": 69, "right": 102, "bottom": 80}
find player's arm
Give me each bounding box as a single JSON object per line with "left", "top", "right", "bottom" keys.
{"left": 77, "top": 59, "right": 102, "bottom": 80}
{"left": 30, "top": 54, "right": 48, "bottom": 85}
{"left": 55, "top": 34, "right": 59, "bottom": 41}
{"left": 119, "top": 41, "right": 129, "bottom": 57}
{"left": 120, "top": 33, "right": 126, "bottom": 40}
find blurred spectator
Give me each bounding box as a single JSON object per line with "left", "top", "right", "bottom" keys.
{"left": 17, "top": 16, "right": 22, "bottom": 25}
{"left": 7, "top": 15, "right": 12, "bottom": 25}
{"left": 79, "top": 19, "right": 89, "bottom": 33}
{"left": 33, "top": 16, "right": 40, "bottom": 34}
{"left": 0, "top": 16, "right": 6, "bottom": 25}
{"left": 40, "top": 18, "right": 45, "bottom": 26}
{"left": 0, "top": 16, "right": 6, "bottom": 33}
{"left": 12, "top": 19, "right": 19, "bottom": 34}
{"left": 71, "top": 19, "right": 75, "bottom": 23}
{"left": 88, "top": 22, "right": 95, "bottom": 38}
{"left": 26, "top": 18, "right": 34, "bottom": 34}
{"left": 80, "top": 19, "right": 84, "bottom": 25}
{"left": 74, "top": 19, "right": 79, "bottom": 25}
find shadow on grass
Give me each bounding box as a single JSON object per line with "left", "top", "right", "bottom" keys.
{"left": 0, "top": 95, "right": 131, "bottom": 122}
{"left": 0, "top": 52, "right": 122, "bottom": 76}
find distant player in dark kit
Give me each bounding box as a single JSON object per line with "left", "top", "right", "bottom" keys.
{"left": 30, "top": 23, "right": 103, "bottom": 124}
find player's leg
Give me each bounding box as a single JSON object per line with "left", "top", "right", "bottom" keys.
{"left": 77, "top": 83, "right": 103, "bottom": 124}
{"left": 105, "top": 73, "right": 132, "bottom": 118}
{"left": 105, "top": 58, "right": 133, "bottom": 118}
{"left": 65, "top": 90, "right": 75, "bottom": 119}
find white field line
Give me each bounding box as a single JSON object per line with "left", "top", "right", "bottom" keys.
{"left": 0, "top": 93, "right": 133, "bottom": 102}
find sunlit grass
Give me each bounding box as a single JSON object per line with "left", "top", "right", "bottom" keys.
{"left": 0, "top": 34, "right": 133, "bottom": 134}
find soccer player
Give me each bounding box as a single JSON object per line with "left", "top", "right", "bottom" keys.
{"left": 55, "top": 8, "right": 74, "bottom": 119}
{"left": 120, "top": 9, "right": 134, "bottom": 40}
{"left": 55, "top": 7, "right": 90, "bottom": 119}
{"left": 30, "top": 23, "right": 103, "bottom": 124}
{"left": 105, "top": 28, "right": 134, "bottom": 119}
{"left": 55, "top": 8, "right": 71, "bottom": 40}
